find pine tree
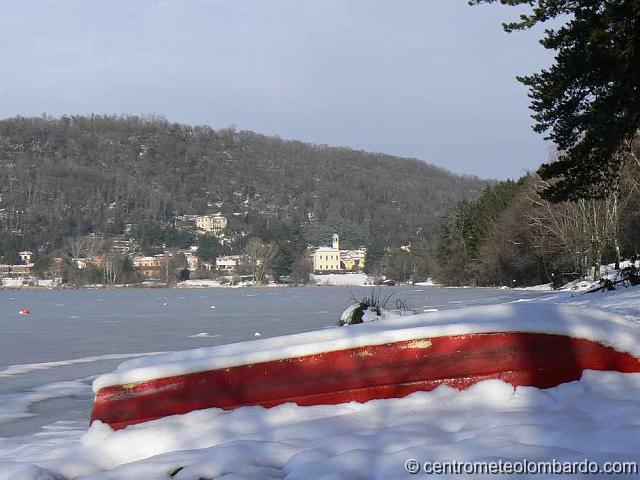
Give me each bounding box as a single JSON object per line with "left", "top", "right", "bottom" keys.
{"left": 364, "top": 239, "right": 385, "bottom": 275}
{"left": 471, "top": 0, "right": 640, "bottom": 201}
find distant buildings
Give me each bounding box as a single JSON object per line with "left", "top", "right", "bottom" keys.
{"left": 0, "top": 250, "right": 36, "bottom": 285}
{"left": 110, "top": 236, "right": 138, "bottom": 255}
{"left": 0, "top": 212, "right": 375, "bottom": 287}
{"left": 132, "top": 255, "right": 164, "bottom": 280}
{"left": 196, "top": 214, "right": 227, "bottom": 234}
{"left": 216, "top": 255, "right": 241, "bottom": 272}
{"left": 18, "top": 251, "right": 33, "bottom": 264}
{"left": 131, "top": 248, "right": 200, "bottom": 281}
{"left": 183, "top": 247, "right": 199, "bottom": 272}
{"left": 0, "top": 261, "right": 61, "bottom": 287}
{"left": 0, "top": 264, "right": 31, "bottom": 279}
{"left": 175, "top": 213, "right": 228, "bottom": 237}
{"left": 72, "top": 257, "right": 103, "bottom": 270}
{"left": 312, "top": 234, "right": 366, "bottom": 273}
{"left": 340, "top": 248, "right": 367, "bottom": 271}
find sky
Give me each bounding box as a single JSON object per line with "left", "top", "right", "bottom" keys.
{"left": 0, "top": 0, "right": 555, "bottom": 179}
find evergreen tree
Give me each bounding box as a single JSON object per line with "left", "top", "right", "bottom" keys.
{"left": 364, "top": 239, "right": 385, "bottom": 275}
{"left": 471, "top": 0, "right": 640, "bottom": 201}
{"left": 197, "top": 234, "right": 222, "bottom": 262}
{"left": 433, "top": 180, "right": 525, "bottom": 285}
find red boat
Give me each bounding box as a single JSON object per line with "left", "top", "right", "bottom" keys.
{"left": 90, "top": 304, "right": 640, "bottom": 430}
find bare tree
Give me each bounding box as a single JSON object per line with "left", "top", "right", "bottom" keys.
{"left": 291, "top": 255, "right": 313, "bottom": 285}
{"left": 63, "top": 236, "right": 105, "bottom": 264}
{"left": 241, "top": 238, "right": 279, "bottom": 283}
{"left": 525, "top": 175, "right": 622, "bottom": 279}
{"left": 103, "top": 253, "right": 122, "bottom": 284}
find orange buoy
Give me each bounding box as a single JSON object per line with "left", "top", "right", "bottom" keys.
{"left": 19, "top": 307, "right": 30, "bottom": 315}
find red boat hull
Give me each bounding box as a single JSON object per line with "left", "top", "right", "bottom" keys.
{"left": 91, "top": 332, "right": 640, "bottom": 430}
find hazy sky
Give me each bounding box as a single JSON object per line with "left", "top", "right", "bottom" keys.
{"left": 0, "top": 0, "right": 554, "bottom": 178}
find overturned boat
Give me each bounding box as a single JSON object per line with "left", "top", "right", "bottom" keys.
{"left": 91, "top": 303, "right": 640, "bottom": 430}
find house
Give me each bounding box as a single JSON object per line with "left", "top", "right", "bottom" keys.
{"left": 196, "top": 214, "right": 227, "bottom": 234}
{"left": 72, "top": 256, "right": 103, "bottom": 270}
{"left": 132, "top": 255, "right": 163, "bottom": 280}
{"left": 312, "top": 234, "right": 366, "bottom": 273}
{"left": 216, "top": 255, "right": 241, "bottom": 272}
{"left": 184, "top": 251, "right": 199, "bottom": 271}
{"left": 110, "top": 236, "right": 138, "bottom": 255}
{"left": 18, "top": 251, "right": 33, "bottom": 264}
{"left": 340, "top": 249, "right": 366, "bottom": 271}
{"left": 0, "top": 264, "right": 32, "bottom": 279}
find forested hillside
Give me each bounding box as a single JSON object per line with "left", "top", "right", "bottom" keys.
{"left": 433, "top": 140, "right": 640, "bottom": 287}
{"left": 0, "top": 115, "right": 486, "bottom": 262}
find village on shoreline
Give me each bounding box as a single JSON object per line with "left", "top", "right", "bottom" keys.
{"left": 0, "top": 213, "right": 383, "bottom": 290}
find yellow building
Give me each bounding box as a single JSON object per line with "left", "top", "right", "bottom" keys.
{"left": 340, "top": 249, "right": 366, "bottom": 271}
{"left": 313, "top": 247, "right": 341, "bottom": 272}
{"left": 313, "top": 234, "right": 366, "bottom": 273}
{"left": 312, "top": 234, "right": 341, "bottom": 272}
{"left": 132, "top": 255, "right": 164, "bottom": 280}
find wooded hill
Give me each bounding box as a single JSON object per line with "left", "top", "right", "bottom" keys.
{"left": 433, "top": 142, "right": 640, "bottom": 288}
{"left": 0, "top": 115, "right": 486, "bottom": 262}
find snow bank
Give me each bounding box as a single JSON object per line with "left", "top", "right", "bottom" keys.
{"left": 176, "top": 279, "right": 222, "bottom": 288}
{"left": 6, "top": 371, "right": 640, "bottom": 479}
{"left": 93, "top": 303, "right": 640, "bottom": 392}
{"left": 414, "top": 278, "right": 437, "bottom": 286}
{"left": 311, "top": 273, "right": 370, "bottom": 286}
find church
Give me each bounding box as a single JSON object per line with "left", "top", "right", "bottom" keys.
{"left": 312, "top": 234, "right": 366, "bottom": 273}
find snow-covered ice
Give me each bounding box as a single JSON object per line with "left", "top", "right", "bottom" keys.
{"left": 0, "top": 352, "right": 168, "bottom": 378}
{"left": 0, "top": 381, "right": 90, "bottom": 425}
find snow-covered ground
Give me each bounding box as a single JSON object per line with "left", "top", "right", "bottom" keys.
{"left": 176, "top": 279, "right": 223, "bottom": 288}
{"left": 6, "top": 370, "right": 640, "bottom": 480}
{"left": 518, "top": 260, "right": 640, "bottom": 293}
{"left": 3, "top": 285, "right": 640, "bottom": 479}
{"left": 311, "top": 273, "right": 370, "bottom": 286}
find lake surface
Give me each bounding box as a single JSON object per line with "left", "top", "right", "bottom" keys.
{"left": 0, "top": 286, "right": 548, "bottom": 457}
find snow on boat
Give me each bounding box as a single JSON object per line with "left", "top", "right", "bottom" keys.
{"left": 91, "top": 303, "right": 640, "bottom": 430}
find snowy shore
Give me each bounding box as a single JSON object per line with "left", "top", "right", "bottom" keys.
{"left": 3, "top": 285, "right": 640, "bottom": 479}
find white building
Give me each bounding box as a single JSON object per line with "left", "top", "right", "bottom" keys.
{"left": 216, "top": 255, "right": 241, "bottom": 272}
{"left": 184, "top": 252, "right": 199, "bottom": 271}
{"left": 196, "top": 214, "right": 228, "bottom": 234}
{"left": 18, "top": 251, "right": 33, "bottom": 264}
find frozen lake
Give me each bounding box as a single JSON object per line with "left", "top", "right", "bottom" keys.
{"left": 0, "top": 286, "right": 548, "bottom": 452}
